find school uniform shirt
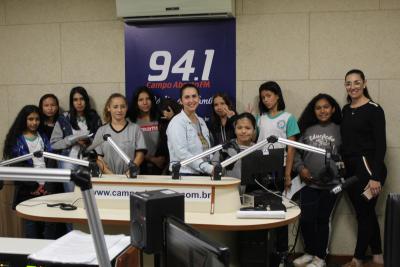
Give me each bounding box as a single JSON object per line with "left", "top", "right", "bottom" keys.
{"left": 94, "top": 121, "right": 147, "bottom": 175}
{"left": 257, "top": 111, "right": 300, "bottom": 165}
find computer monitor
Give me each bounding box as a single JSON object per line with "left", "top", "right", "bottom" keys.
{"left": 241, "top": 148, "right": 284, "bottom": 192}
{"left": 163, "top": 216, "right": 230, "bottom": 267}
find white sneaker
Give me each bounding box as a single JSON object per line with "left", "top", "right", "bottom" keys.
{"left": 293, "top": 254, "right": 313, "bottom": 267}
{"left": 306, "top": 256, "right": 326, "bottom": 267}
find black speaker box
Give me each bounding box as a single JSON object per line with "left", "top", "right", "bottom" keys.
{"left": 130, "top": 189, "right": 184, "bottom": 254}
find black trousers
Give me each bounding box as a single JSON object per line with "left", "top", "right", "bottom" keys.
{"left": 300, "top": 186, "right": 337, "bottom": 259}
{"left": 344, "top": 156, "right": 384, "bottom": 260}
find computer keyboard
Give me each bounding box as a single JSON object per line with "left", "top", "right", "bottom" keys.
{"left": 236, "top": 210, "right": 286, "bottom": 219}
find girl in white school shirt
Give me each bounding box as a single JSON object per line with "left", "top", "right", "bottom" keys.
{"left": 256, "top": 81, "right": 300, "bottom": 192}
{"left": 256, "top": 81, "right": 300, "bottom": 262}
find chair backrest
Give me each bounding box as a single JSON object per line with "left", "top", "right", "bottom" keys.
{"left": 384, "top": 193, "right": 400, "bottom": 267}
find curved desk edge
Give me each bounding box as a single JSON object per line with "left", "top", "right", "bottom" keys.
{"left": 189, "top": 213, "right": 300, "bottom": 231}
{"left": 17, "top": 206, "right": 301, "bottom": 231}
{"left": 15, "top": 210, "right": 131, "bottom": 226}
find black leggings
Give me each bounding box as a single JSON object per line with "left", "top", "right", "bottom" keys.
{"left": 300, "top": 186, "right": 337, "bottom": 259}
{"left": 344, "top": 156, "right": 384, "bottom": 260}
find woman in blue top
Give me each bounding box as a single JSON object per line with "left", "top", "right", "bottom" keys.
{"left": 3, "top": 105, "right": 58, "bottom": 239}
{"left": 167, "top": 84, "right": 213, "bottom": 175}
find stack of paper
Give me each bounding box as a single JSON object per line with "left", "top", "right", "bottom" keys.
{"left": 29, "top": 230, "right": 130, "bottom": 265}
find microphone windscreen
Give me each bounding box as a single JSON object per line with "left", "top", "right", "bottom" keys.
{"left": 267, "top": 135, "right": 278, "bottom": 143}
{"left": 103, "top": 134, "right": 111, "bottom": 141}
{"left": 342, "top": 176, "right": 358, "bottom": 190}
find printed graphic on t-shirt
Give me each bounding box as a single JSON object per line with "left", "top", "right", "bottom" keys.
{"left": 277, "top": 120, "right": 286, "bottom": 130}
{"left": 307, "top": 134, "right": 335, "bottom": 149}
{"left": 140, "top": 122, "right": 159, "bottom": 132}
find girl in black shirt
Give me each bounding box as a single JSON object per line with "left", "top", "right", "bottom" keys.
{"left": 210, "top": 93, "right": 236, "bottom": 146}
{"left": 341, "top": 69, "right": 386, "bottom": 267}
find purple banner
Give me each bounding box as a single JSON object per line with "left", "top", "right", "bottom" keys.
{"left": 124, "top": 20, "right": 236, "bottom": 122}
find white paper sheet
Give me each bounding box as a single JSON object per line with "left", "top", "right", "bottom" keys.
{"left": 29, "top": 230, "right": 130, "bottom": 265}
{"left": 283, "top": 175, "right": 305, "bottom": 199}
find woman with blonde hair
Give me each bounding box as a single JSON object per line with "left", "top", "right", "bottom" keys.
{"left": 93, "top": 93, "right": 146, "bottom": 175}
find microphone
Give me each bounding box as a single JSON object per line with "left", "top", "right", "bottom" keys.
{"left": 330, "top": 176, "right": 358, "bottom": 194}
{"left": 79, "top": 135, "right": 106, "bottom": 178}
{"left": 171, "top": 141, "right": 230, "bottom": 180}
{"left": 221, "top": 139, "right": 236, "bottom": 150}
{"left": 103, "top": 134, "right": 137, "bottom": 178}
{"left": 84, "top": 133, "right": 110, "bottom": 152}
{"left": 267, "top": 135, "right": 279, "bottom": 143}
{"left": 103, "top": 133, "right": 111, "bottom": 141}
{"left": 211, "top": 140, "right": 239, "bottom": 180}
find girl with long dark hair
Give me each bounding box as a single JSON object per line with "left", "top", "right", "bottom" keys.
{"left": 256, "top": 81, "right": 300, "bottom": 263}
{"left": 128, "top": 86, "right": 167, "bottom": 174}
{"left": 38, "top": 94, "right": 60, "bottom": 140}
{"left": 293, "top": 94, "right": 342, "bottom": 267}
{"left": 50, "top": 86, "right": 102, "bottom": 191}
{"left": 3, "top": 105, "right": 58, "bottom": 238}
{"left": 257, "top": 81, "right": 300, "bottom": 192}
{"left": 157, "top": 97, "right": 182, "bottom": 174}
{"left": 210, "top": 93, "right": 237, "bottom": 146}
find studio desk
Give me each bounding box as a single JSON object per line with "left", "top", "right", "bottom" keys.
{"left": 16, "top": 175, "right": 300, "bottom": 266}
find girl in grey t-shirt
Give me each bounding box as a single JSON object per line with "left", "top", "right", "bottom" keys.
{"left": 94, "top": 93, "right": 146, "bottom": 175}
{"left": 292, "top": 94, "right": 342, "bottom": 267}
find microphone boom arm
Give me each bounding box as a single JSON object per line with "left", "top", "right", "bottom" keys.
{"left": 0, "top": 151, "right": 89, "bottom": 167}
{"left": 172, "top": 144, "right": 226, "bottom": 180}
{"left": 0, "top": 165, "right": 112, "bottom": 267}
{"left": 216, "top": 135, "right": 338, "bottom": 181}
{"left": 267, "top": 135, "right": 326, "bottom": 156}
{"left": 0, "top": 153, "right": 35, "bottom": 167}
{"left": 103, "top": 135, "right": 137, "bottom": 178}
